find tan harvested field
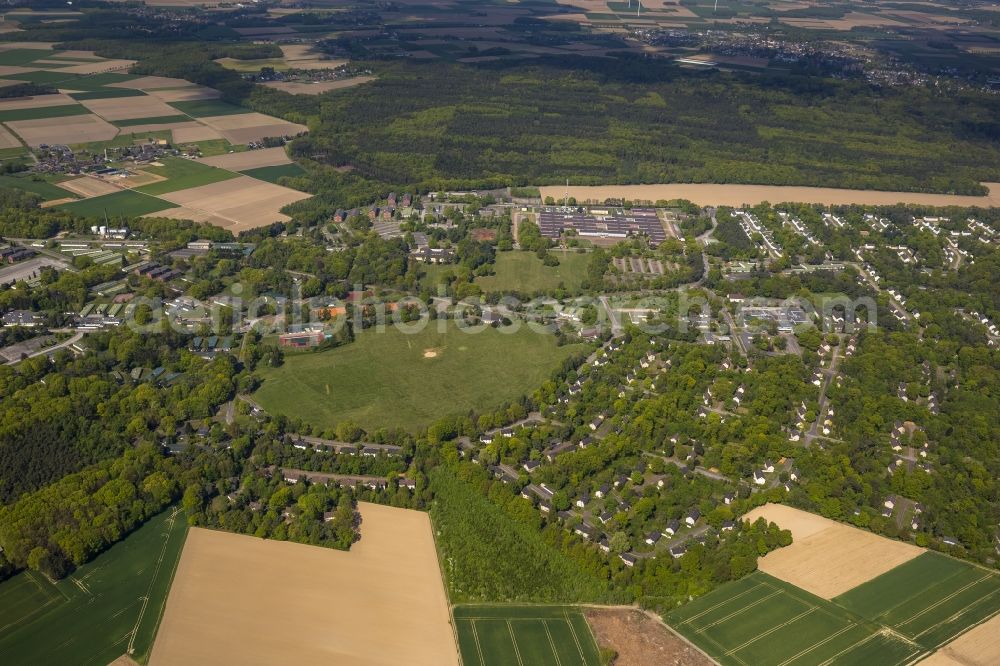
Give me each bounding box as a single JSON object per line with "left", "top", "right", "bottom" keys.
{"left": 112, "top": 120, "right": 197, "bottom": 134}
{"left": 171, "top": 125, "right": 222, "bottom": 143}
{"left": 40, "top": 197, "right": 77, "bottom": 208}
{"left": 146, "top": 86, "right": 221, "bottom": 102}
{"left": 0, "top": 65, "right": 41, "bottom": 76}
{"left": 278, "top": 44, "right": 348, "bottom": 70}
{"left": 80, "top": 95, "right": 179, "bottom": 121}
{"left": 106, "top": 75, "right": 196, "bottom": 90}
{"left": 540, "top": 182, "right": 1000, "bottom": 208}
{"left": 117, "top": 170, "right": 166, "bottom": 188}
{"left": 262, "top": 77, "right": 375, "bottom": 95}
{"left": 0, "top": 79, "right": 18, "bottom": 88}
{"left": 0, "top": 123, "right": 21, "bottom": 149}
{"left": 744, "top": 504, "right": 923, "bottom": 599}
{"left": 7, "top": 114, "right": 118, "bottom": 147}
{"left": 156, "top": 175, "right": 310, "bottom": 230}
{"left": 0, "top": 92, "right": 74, "bottom": 111}
{"left": 52, "top": 59, "right": 135, "bottom": 75}
{"left": 55, "top": 175, "right": 120, "bottom": 198}
{"left": 919, "top": 613, "right": 1000, "bottom": 666}
{"left": 149, "top": 503, "right": 458, "bottom": 666}
{"left": 783, "top": 12, "right": 909, "bottom": 29}
{"left": 198, "top": 112, "right": 307, "bottom": 145}
{"left": 200, "top": 146, "right": 290, "bottom": 170}
{"left": 0, "top": 42, "right": 55, "bottom": 51}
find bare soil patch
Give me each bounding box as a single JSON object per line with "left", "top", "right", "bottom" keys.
{"left": 200, "top": 146, "right": 290, "bottom": 170}
{"left": 148, "top": 503, "right": 457, "bottom": 666}
{"left": 7, "top": 114, "right": 118, "bottom": 147}
{"left": 540, "top": 182, "right": 1000, "bottom": 208}
{"left": 56, "top": 176, "right": 120, "bottom": 198}
{"left": 920, "top": 613, "right": 1000, "bottom": 666}
{"left": 198, "top": 112, "right": 308, "bottom": 145}
{"left": 156, "top": 174, "right": 310, "bottom": 230}
{"left": 586, "top": 608, "right": 714, "bottom": 666}
{"left": 0, "top": 65, "right": 41, "bottom": 76}
{"left": 106, "top": 76, "right": 196, "bottom": 91}
{"left": 81, "top": 95, "right": 179, "bottom": 121}
{"left": 171, "top": 124, "right": 222, "bottom": 143}
{"left": 262, "top": 77, "right": 375, "bottom": 95}
{"left": 52, "top": 59, "right": 135, "bottom": 75}
{"left": 0, "top": 123, "right": 21, "bottom": 148}
{"left": 146, "top": 86, "right": 221, "bottom": 102}
{"left": 744, "top": 504, "right": 923, "bottom": 599}
{"left": 0, "top": 92, "right": 75, "bottom": 111}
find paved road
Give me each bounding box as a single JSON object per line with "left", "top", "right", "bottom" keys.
{"left": 804, "top": 344, "right": 842, "bottom": 446}
{"left": 5, "top": 330, "right": 84, "bottom": 365}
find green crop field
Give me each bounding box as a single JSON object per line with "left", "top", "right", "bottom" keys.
{"left": 168, "top": 100, "right": 251, "bottom": 118}
{"left": 0, "top": 506, "right": 188, "bottom": 665}
{"left": 666, "top": 572, "right": 923, "bottom": 666}
{"left": 0, "top": 104, "right": 89, "bottom": 123}
{"left": 453, "top": 605, "right": 602, "bottom": 666}
{"left": 833, "top": 552, "right": 1000, "bottom": 651}
{"left": 59, "top": 190, "right": 176, "bottom": 218}
{"left": 0, "top": 175, "right": 78, "bottom": 201}
{"left": 134, "top": 156, "right": 238, "bottom": 195}
{"left": 0, "top": 49, "right": 53, "bottom": 66}
{"left": 476, "top": 251, "right": 591, "bottom": 293}
{"left": 254, "top": 320, "right": 586, "bottom": 431}
{"left": 241, "top": 163, "right": 306, "bottom": 184}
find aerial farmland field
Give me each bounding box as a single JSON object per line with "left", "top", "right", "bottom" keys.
{"left": 149, "top": 503, "right": 457, "bottom": 665}
{"left": 0, "top": 507, "right": 187, "bottom": 666}
{"left": 254, "top": 320, "right": 587, "bottom": 432}
{"left": 453, "top": 605, "right": 602, "bottom": 666}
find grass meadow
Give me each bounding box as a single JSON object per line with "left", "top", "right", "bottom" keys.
{"left": 0, "top": 507, "right": 188, "bottom": 665}
{"left": 476, "top": 251, "right": 590, "bottom": 293}
{"left": 254, "top": 320, "right": 585, "bottom": 431}
{"left": 453, "top": 605, "right": 602, "bottom": 666}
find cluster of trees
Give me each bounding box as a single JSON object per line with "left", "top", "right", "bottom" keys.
{"left": 0, "top": 445, "right": 182, "bottom": 580}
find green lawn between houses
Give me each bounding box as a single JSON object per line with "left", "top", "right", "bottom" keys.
{"left": 0, "top": 506, "right": 188, "bottom": 665}
{"left": 453, "top": 605, "right": 603, "bottom": 666}
{"left": 254, "top": 320, "right": 587, "bottom": 432}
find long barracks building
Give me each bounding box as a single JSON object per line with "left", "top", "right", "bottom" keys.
{"left": 537, "top": 207, "right": 667, "bottom": 245}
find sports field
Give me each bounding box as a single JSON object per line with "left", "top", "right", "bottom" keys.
{"left": 453, "top": 605, "right": 602, "bottom": 666}
{"left": 254, "top": 320, "right": 586, "bottom": 431}
{"left": 0, "top": 506, "right": 188, "bottom": 665}
{"left": 833, "top": 552, "right": 1000, "bottom": 652}
{"left": 666, "top": 572, "right": 923, "bottom": 666}
{"left": 476, "top": 250, "right": 591, "bottom": 293}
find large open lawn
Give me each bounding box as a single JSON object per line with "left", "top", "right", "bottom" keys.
{"left": 476, "top": 250, "right": 591, "bottom": 293}
{"left": 453, "top": 605, "right": 603, "bottom": 666}
{"left": 0, "top": 506, "right": 188, "bottom": 665}
{"left": 0, "top": 174, "right": 78, "bottom": 201}
{"left": 254, "top": 320, "right": 586, "bottom": 431}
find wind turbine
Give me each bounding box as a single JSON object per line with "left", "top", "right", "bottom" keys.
{"left": 637, "top": 0, "right": 641, "bottom": 17}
